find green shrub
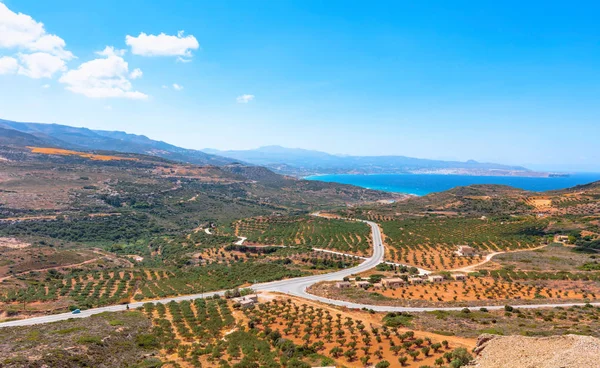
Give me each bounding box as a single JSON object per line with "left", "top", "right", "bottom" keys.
{"left": 53, "top": 326, "right": 85, "bottom": 335}
{"left": 136, "top": 334, "right": 159, "bottom": 349}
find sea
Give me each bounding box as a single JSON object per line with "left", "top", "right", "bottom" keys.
{"left": 304, "top": 173, "right": 600, "bottom": 196}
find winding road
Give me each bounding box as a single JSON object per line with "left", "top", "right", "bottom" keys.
{"left": 1, "top": 218, "right": 598, "bottom": 328}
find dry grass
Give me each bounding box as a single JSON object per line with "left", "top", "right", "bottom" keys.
{"left": 412, "top": 304, "right": 600, "bottom": 340}
{"left": 526, "top": 197, "right": 553, "bottom": 209}
{"left": 28, "top": 147, "right": 138, "bottom": 161}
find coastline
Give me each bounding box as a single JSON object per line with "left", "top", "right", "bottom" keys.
{"left": 303, "top": 171, "right": 574, "bottom": 180}
{"left": 303, "top": 172, "right": 600, "bottom": 197}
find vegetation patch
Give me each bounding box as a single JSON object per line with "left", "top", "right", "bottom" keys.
{"left": 234, "top": 215, "right": 372, "bottom": 255}
{"left": 0, "top": 310, "right": 157, "bottom": 367}
{"left": 382, "top": 216, "right": 547, "bottom": 271}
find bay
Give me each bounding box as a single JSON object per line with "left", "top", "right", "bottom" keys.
{"left": 305, "top": 173, "right": 600, "bottom": 196}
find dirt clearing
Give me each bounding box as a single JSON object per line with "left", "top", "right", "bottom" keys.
{"left": 0, "top": 237, "right": 30, "bottom": 249}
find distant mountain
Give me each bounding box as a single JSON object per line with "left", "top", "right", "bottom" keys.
{"left": 0, "top": 119, "right": 550, "bottom": 177}
{"left": 204, "top": 145, "right": 546, "bottom": 177}
{"left": 0, "top": 119, "right": 237, "bottom": 166}
{"left": 220, "top": 163, "right": 290, "bottom": 186}
{"left": 203, "top": 146, "right": 341, "bottom": 168}
{"left": 0, "top": 127, "right": 63, "bottom": 147}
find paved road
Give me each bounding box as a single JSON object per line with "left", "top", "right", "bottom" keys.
{"left": 0, "top": 220, "right": 382, "bottom": 328}
{"left": 1, "top": 219, "right": 599, "bottom": 328}
{"left": 311, "top": 247, "right": 368, "bottom": 259}
{"left": 255, "top": 220, "right": 385, "bottom": 295}
{"left": 234, "top": 236, "right": 247, "bottom": 246}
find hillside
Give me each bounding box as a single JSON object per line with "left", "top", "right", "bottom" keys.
{"left": 205, "top": 145, "right": 549, "bottom": 177}
{"left": 399, "top": 185, "right": 533, "bottom": 215}
{"left": 0, "top": 127, "right": 56, "bottom": 147}
{"left": 0, "top": 145, "right": 395, "bottom": 227}
{"left": 338, "top": 184, "right": 533, "bottom": 220}
{"left": 0, "top": 119, "right": 236, "bottom": 166}
{"left": 1, "top": 144, "right": 599, "bottom": 368}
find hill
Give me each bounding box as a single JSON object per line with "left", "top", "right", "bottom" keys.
{"left": 339, "top": 184, "right": 534, "bottom": 219}
{"left": 0, "top": 127, "right": 56, "bottom": 147}
{"left": 400, "top": 184, "right": 533, "bottom": 215}
{"left": 205, "top": 145, "right": 549, "bottom": 177}
{"left": 0, "top": 145, "right": 395, "bottom": 227}
{"left": 0, "top": 119, "right": 236, "bottom": 166}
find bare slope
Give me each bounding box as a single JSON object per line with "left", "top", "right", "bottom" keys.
{"left": 472, "top": 333, "right": 600, "bottom": 368}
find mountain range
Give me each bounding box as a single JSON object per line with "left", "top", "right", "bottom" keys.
{"left": 204, "top": 146, "right": 548, "bottom": 177}
{"left": 0, "top": 119, "right": 236, "bottom": 166}
{"left": 0, "top": 118, "right": 550, "bottom": 177}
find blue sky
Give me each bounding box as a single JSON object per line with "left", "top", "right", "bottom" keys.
{"left": 0, "top": 1, "right": 599, "bottom": 171}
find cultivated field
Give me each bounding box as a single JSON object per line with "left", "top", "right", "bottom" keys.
{"left": 381, "top": 217, "right": 547, "bottom": 271}
{"left": 0, "top": 261, "right": 304, "bottom": 319}
{"left": 141, "top": 298, "right": 237, "bottom": 367}
{"left": 234, "top": 216, "right": 372, "bottom": 255}
{"left": 195, "top": 244, "right": 362, "bottom": 273}
{"left": 309, "top": 272, "right": 600, "bottom": 308}
{"left": 244, "top": 297, "right": 473, "bottom": 368}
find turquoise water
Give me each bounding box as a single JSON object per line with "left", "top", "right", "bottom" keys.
{"left": 305, "top": 173, "right": 600, "bottom": 196}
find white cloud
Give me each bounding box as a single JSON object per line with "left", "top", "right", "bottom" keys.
{"left": 17, "top": 52, "right": 66, "bottom": 78}
{"left": 42, "top": 84, "right": 50, "bottom": 88}
{"left": 236, "top": 94, "right": 255, "bottom": 104}
{"left": 176, "top": 56, "right": 192, "bottom": 63}
{"left": 125, "top": 31, "right": 199, "bottom": 57}
{"left": 104, "top": 105, "right": 112, "bottom": 110}
{"left": 96, "top": 46, "right": 126, "bottom": 57}
{"left": 0, "top": 3, "right": 74, "bottom": 81}
{"left": 0, "top": 56, "right": 18, "bottom": 74}
{"left": 59, "top": 53, "right": 147, "bottom": 100}
{"left": 0, "top": 3, "right": 74, "bottom": 60}
{"left": 129, "top": 68, "right": 143, "bottom": 79}
{"left": 172, "top": 83, "right": 183, "bottom": 91}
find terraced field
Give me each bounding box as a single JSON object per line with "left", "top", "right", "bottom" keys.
{"left": 310, "top": 272, "right": 600, "bottom": 308}
{"left": 551, "top": 196, "right": 600, "bottom": 215}
{"left": 141, "top": 298, "right": 236, "bottom": 367}
{"left": 139, "top": 297, "right": 345, "bottom": 368}
{"left": 0, "top": 262, "right": 304, "bottom": 312}
{"left": 245, "top": 298, "right": 473, "bottom": 367}
{"left": 196, "top": 245, "right": 362, "bottom": 272}
{"left": 234, "top": 216, "right": 372, "bottom": 255}
{"left": 382, "top": 217, "right": 548, "bottom": 271}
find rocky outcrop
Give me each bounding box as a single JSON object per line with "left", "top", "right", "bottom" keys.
{"left": 471, "top": 334, "right": 600, "bottom": 368}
